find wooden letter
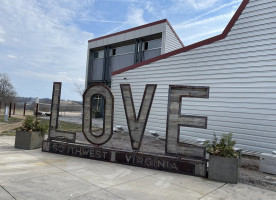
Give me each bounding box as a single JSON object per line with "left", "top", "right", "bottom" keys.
{"left": 49, "top": 82, "right": 76, "bottom": 142}
{"left": 121, "top": 84, "right": 157, "bottom": 150}
{"left": 83, "top": 84, "right": 114, "bottom": 145}
{"left": 166, "top": 85, "right": 209, "bottom": 158}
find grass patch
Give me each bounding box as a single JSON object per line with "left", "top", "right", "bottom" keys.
{"left": 38, "top": 118, "right": 102, "bottom": 132}
{"left": 0, "top": 130, "right": 16, "bottom": 136}
{"left": 0, "top": 115, "right": 23, "bottom": 124}
{"left": 59, "top": 121, "right": 83, "bottom": 132}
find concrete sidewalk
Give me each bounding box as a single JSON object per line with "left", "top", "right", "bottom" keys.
{"left": 0, "top": 136, "right": 275, "bottom": 200}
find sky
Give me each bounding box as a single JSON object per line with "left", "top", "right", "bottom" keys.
{"left": 0, "top": 0, "right": 242, "bottom": 101}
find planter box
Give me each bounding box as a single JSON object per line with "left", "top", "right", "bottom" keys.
{"left": 14, "top": 131, "right": 44, "bottom": 150}
{"left": 208, "top": 155, "right": 238, "bottom": 183}
{"left": 259, "top": 153, "right": 276, "bottom": 175}
{"left": 92, "top": 112, "right": 101, "bottom": 118}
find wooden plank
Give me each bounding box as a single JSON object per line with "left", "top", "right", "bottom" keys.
{"left": 49, "top": 82, "right": 76, "bottom": 143}
{"left": 166, "top": 85, "right": 209, "bottom": 159}
{"left": 120, "top": 84, "right": 157, "bottom": 150}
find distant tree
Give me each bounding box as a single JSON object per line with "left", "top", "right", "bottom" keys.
{"left": 74, "top": 82, "right": 85, "bottom": 98}
{"left": 0, "top": 73, "right": 17, "bottom": 106}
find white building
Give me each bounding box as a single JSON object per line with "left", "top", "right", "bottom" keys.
{"left": 87, "top": 0, "right": 276, "bottom": 154}
{"left": 86, "top": 19, "right": 183, "bottom": 88}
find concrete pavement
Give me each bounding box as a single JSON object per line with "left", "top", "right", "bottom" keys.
{"left": 0, "top": 136, "right": 275, "bottom": 200}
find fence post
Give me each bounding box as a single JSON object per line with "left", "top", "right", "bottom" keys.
{"left": 35, "top": 103, "right": 39, "bottom": 117}
{"left": 0, "top": 101, "right": 1, "bottom": 113}
{"left": 9, "top": 102, "right": 12, "bottom": 117}
{"left": 13, "top": 103, "right": 16, "bottom": 115}
{"left": 23, "top": 102, "right": 26, "bottom": 116}
{"left": 4, "top": 106, "right": 9, "bottom": 122}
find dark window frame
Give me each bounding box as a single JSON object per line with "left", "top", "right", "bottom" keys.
{"left": 94, "top": 52, "right": 99, "bottom": 59}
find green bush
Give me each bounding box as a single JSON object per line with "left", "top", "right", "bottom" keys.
{"left": 18, "top": 116, "right": 48, "bottom": 136}
{"left": 203, "top": 133, "right": 238, "bottom": 158}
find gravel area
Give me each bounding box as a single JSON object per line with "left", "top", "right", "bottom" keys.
{"left": 239, "top": 155, "right": 276, "bottom": 192}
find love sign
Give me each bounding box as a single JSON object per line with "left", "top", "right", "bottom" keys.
{"left": 43, "top": 82, "right": 209, "bottom": 177}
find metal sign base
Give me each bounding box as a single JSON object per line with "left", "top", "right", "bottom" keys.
{"left": 42, "top": 140, "right": 207, "bottom": 177}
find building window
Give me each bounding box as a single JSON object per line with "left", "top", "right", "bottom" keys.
{"left": 146, "top": 39, "right": 161, "bottom": 50}
{"left": 112, "top": 48, "right": 116, "bottom": 56}
{"left": 144, "top": 42, "right": 148, "bottom": 50}
{"left": 94, "top": 52, "right": 99, "bottom": 59}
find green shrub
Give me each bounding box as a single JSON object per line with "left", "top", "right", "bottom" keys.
{"left": 18, "top": 116, "right": 48, "bottom": 136}
{"left": 203, "top": 133, "right": 238, "bottom": 158}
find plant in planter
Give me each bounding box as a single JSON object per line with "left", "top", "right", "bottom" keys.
{"left": 15, "top": 116, "right": 48, "bottom": 150}
{"left": 92, "top": 110, "right": 101, "bottom": 118}
{"left": 204, "top": 133, "right": 239, "bottom": 183}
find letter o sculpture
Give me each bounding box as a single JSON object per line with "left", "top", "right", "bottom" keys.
{"left": 82, "top": 84, "right": 114, "bottom": 145}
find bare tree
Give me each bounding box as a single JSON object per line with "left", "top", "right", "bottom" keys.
{"left": 0, "top": 73, "right": 17, "bottom": 106}
{"left": 74, "top": 82, "right": 85, "bottom": 97}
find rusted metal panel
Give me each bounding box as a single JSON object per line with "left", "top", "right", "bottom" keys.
{"left": 42, "top": 140, "right": 207, "bottom": 177}
{"left": 166, "top": 85, "right": 209, "bottom": 159}
{"left": 120, "top": 84, "right": 157, "bottom": 150}
{"left": 49, "top": 82, "right": 76, "bottom": 142}
{"left": 82, "top": 84, "right": 114, "bottom": 145}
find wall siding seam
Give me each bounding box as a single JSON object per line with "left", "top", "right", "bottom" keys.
{"left": 165, "top": 24, "right": 182, "bottom": 53}
{"left": 242, "top": 2, "right": 276, "bottom": 13}
{"left": 234, "top": 13, "right": 276, "bottom": 26}
{"left": 154, "top": 47, "right": 276, "bottom": 62}
{"left": 241, "top": 3, "right": 276, "bottom": 15}
{"left": 196, "top": 34, "right": 276, "bottom": 50}
{"left": 246, "top": 0, "right": 275, "bottom": 8}
{"left": 116, "top": 61, "right": 276, "bottom": 75}
{"left": 118, "top": 68, "right": 276, "bottom": 79}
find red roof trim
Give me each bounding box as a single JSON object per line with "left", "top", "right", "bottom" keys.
{"left": 112, "top": 0, "right": 249, "bottom": 76}
{"left": 88, "top": 19, "right": 167, "bottom": 43}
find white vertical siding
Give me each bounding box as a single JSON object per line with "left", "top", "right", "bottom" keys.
{"left": 111, "top": 0, "right": 276, "bottom": 154}
{"left": 164, "top": 24, "right": 183, "bottom": 53}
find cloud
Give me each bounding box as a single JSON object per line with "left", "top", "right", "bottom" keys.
{"left": 182, "top": 28, "right": 223, "bottom": 42}
{"left": 174, "top": 12, "right": 234, "bottom": 29}
{"left": 102, "top": 3, "right": 148, "bottom": 36}
{"left": 7, "top": 55, "right": 17, "bottom": 59}
{"left": 171, "top": 0, "right": 241, "bottom": 45}
{"left": 187, "top": 0, "right": 219, "bottom": 11}
{"left": 77, "top": 19, "right": 125, "bottom": 24}
{"left": 174, "top": 11, "right": 235, "bottom": 45}
{"left": 0, "top": 0, "right": 94, "bottom": 84}
{"left": 178, "top": 0, "right": 241, "bottom": 25}
{"left": 127, "top": 7, "right": 146, "bottom": 26}
{"left": 0, "top": 0, "right": 97, "bottom": 100}
{"left": 0, "top": 27, "right": 4, "bottom": 34}
{"left": 0, "top": 26, "right": 4, "bottom": 43}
